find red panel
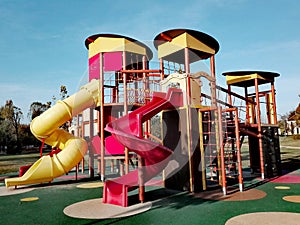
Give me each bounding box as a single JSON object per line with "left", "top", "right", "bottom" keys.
{"left": 103, "top": 180, "right": 129, "bottom": 207}
{"left": 104, "top": 52, "right": 122, "bottom": 72}
{"left": 89, "top": 54, "right": 100, "bottom": 81}
{"left": 19, "top": 164, "right": 32, "bottom": 176}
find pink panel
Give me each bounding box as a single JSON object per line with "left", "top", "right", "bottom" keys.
{"left": 105, "top": 135, "right": 125, "bottom": 155}
{"left": 92, "top": 135, "right": 125, "bottom": 155}
{"left": 104, "top": 52, "right": 123, "bottom": 72}
{"left": 89, "top": 54, "right": 100, "bottom": 81}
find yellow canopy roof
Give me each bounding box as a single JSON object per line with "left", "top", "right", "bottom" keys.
{"left": 85, "top": 34, "right": 153, "bottom": 60}
{"left": 222, "top": 71, "right": 280, "bottom": 87}
{"left": 154, "top": 29, "right": 219, "bottom": 63}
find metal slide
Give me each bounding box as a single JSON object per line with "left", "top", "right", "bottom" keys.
{"left": 5, "top": 79, "right": 100, "bottom": 187}
{"left": 103, "top": 88, "right": 183, "bottom": 207}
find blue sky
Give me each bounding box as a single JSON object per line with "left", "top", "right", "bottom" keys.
{"left": 0, "top": 0, "right": 299, "bottom": 123}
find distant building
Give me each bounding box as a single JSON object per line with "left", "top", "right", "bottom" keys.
{"left": 281, "top": 103, "right": 300, "bottom": 136}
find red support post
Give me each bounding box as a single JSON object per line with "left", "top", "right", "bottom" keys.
{"left": 233, "top": 108, "right": 243, "bottom": 192}
{"left": 99, "top": 52, "right": 105, "bottom": 181}
{"left": 271, "top": 81, "right": 278, "bottom": 124}
{"left": 254, "top": 78, "right": 265, "bottom": 179}
{"left": 39, "top": 138, "right": 45, "bottom": 157}
{"left": 218, "top": 107, "right": 227, "bottom": 195}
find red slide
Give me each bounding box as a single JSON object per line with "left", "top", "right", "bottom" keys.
{"left": 103, "top": 88, "right": 183, "bottom": 207}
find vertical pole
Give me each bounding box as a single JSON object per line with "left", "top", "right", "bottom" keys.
{"left": 81, "top": 116, "right": 85, "bottom": 138}
{"left": 244, "top": 87, "right": 249, "bottom": 124}
{"left": 89, "top": 108, "right": 94, "bottom": 178}
{"left": 122, "top": 51, "right": 128, "bottom": 116}
{"left": 227, "top": 85, "right": 235, "bottom": 171}
{"left": 255, "top": 78, "right": 265, "bottom": 179}
{"left": 143, "top": 56, "right": 150, "bottom": 138}
{"left": 271, "top": 81, "right": 278, "bottom": 124}
{"left": 184, "top": 47, "right": 194, "bottom": 192}
{"left": 218, "top": 107, "right": 227, "bottom": 195}
{"left": 81, "top": 116, "right": 84, "bottom": 138}
{"left": 210, "top": 56, "right": 217, "bottom": 107}
{"left": 39, "top": 138, "right": 45, "bottom": 158}
{"left": 138, "top": 155, "right": 145, "bottom": 203}
{"left": 227, "top": 85, "right": 232, "bottom": 106}
{"left": 233, "top": 108, "right": 243, "bottom": 192}
{"left": 265, "top": 93, "right": 271, "bottom": 124}
{"left": 160, "top": 58, "right": 164, "bottom": 83}
{"left": 96, "top": 111, "right": 101, "bottom": 174}
{"left": 122, "top": 51, "right": 129, "bottom": 175}
{"left": 137, "top": 113, "right": 145, "bottom": 203}
{"left": 140, "top": 55, "right": 149, "bottom": 203}
{"left": 215, "top": 107, "right": 222, "bottom": 186}
{"left": 81, "top": 118, "right": 86, "bottom": 173}
{"left": 77, "top": 114, "right": 85, "bottom": 173}
{"left": 98, "top": 52, "right": 105, "bottom": 181}
{"left": 210, "top": 56, "right": 222, "bottom": 185}
{"left": 113, "top": 75, "right": 117, "bottom": 103}
{"left": 198, "top": 110, "right": 207, "bottom": 190}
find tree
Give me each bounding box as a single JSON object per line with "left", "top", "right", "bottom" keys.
{"left": 60, "top": 85, "right": 68, "bottom": 99}
{"left": 27, "top": 85, "right": 71, "bottom": 143}
{"left": 0, "top": 100, "right": 23, "bottom": 153}
{"left": 55, "top": 85, "right": 70, "bottom": 130}
{"left": 278, "top": 112, "right": 289, "bottom": 135}
{"left": 295, "top": 103, "right": 300, "bottom": 120}
{"left": 0, "top": 119, "right": 14, "bottom": 153}
{"left": 51, "top": 85, "right": 68, "bottom": 105}
{"left": 19, "top": 124, "right": 40, "bottom": 147}
{"left": 28, "top": 101, "right": 51, "bottom": 121}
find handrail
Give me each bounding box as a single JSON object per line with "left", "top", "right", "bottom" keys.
{"left": 119, "top": 69, "right": 161, "bottom": 74}
{"left": 216, "top": 85, "right": 256, "bottom": 105}
{"left": 201, "top": 93, "right": 232, "bottom": 108}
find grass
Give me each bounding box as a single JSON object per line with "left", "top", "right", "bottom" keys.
{"left": 0, "top": 152, "right": 40, "bottom": 175}
{"left": 280, "top": 135, "right": 300, "bottom": 147}
{"left": 279, "top": 136, "right": 300, "bottom": 173}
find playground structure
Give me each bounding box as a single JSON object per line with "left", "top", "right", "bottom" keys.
{"left": 5, "top": 29, "right": 281, "bottom": 208}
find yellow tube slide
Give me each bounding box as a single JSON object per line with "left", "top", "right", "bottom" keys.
{"left": 5, "top": 79, "right": 100, "bottom": 187}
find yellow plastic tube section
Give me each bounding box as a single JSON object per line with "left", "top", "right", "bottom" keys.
{"left": 5, "top": 79, "right": 99, "bottom": 187}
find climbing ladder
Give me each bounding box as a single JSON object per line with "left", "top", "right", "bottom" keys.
{"left": 218, "top": 107, "right": 243, "bottom": 194}
{"left": 199, "top": 108, "right": 219, "bottom": 190}
{"left": 199, "top": 107, "right": 244, "bottom": 195}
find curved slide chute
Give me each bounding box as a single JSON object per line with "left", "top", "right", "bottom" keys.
{"left": 103, "top": 88, "right": 183, "bottom": 207}
{"left": 5, "top": 79, "right": 100, "bottom": 187}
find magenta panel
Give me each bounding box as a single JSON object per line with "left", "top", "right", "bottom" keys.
{"left": 104, "top": 52, "right": 122, "bottom": 72}
{"left": 92, "top": 135, "right": 125, "bottom": 155}
{"left": 105, "top": 135, "right": 125, "bottom": 155}
{"left": 89, "top": 54, "right": 100, "bottom": 81}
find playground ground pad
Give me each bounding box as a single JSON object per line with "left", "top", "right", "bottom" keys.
{"left": 1, "top": 167, "right": 300, "bottom": 225}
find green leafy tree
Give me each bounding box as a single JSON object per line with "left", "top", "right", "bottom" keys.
{"left": 295, "top": 103, "right": 300, "bottom": 122}
{"left": 27, "top": 85, "right": 70, "bottom": 151}
{"left": 0, "top": 119, "right": 14, "bottom": 153}
{"left": 55, "top": 85, "right": 70, "bottom": 130}
{"left": 0, "top": 100, "right": 23, "bottom": 153}
{"left": 51, "top": 85, "right": 68, "bottom": 105}
{"left": 19, "top": 124, "right": 40, "bottom": 148}
{"left": 60, "top": 85, "right": 68, "bottom": 99}
{"left": 28, "top": 101, "right": 51, "bottom": 121}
